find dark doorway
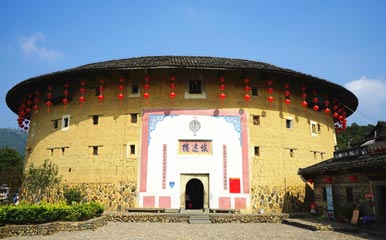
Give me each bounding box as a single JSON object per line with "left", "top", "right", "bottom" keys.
{"left": 380, "top": 186, "right": 386, "bottom": 226}
{"left": 185, "top": 178, "right": 204, "bottom": 209}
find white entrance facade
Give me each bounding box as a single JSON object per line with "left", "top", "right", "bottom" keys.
{"left": 138, "top": 109, "right": 250, "bottom": 210}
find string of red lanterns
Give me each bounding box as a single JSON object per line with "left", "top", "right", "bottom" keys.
{"left": 243, "top": 77, "right": 251, "bottom": 103}
{"left": 46, "top": 85, "right": 53, "bottom": 112}
{"left": 98, "top": 80, "right": 105, "bottom": 103}
{"left": 79, "top": 80, "right": 86, "bottom": 107}
{"left": 62, "top": 82, "right": 70, "bottom": 108}
{"left": 118, "top": 77, "right": 125, "bottom": 105}
{"left": 143, "top": 75, "right": 150, "bottom": 99}
{"left": 33, "top": 90, "right": 40, "bottom": 112}
{"left": 267, "top": 80, "right": 274, "bottom": 107}
{"left": 169, "top": 74, "right": 176, "bottom": 100}
{"left": 219, "top": 76, "right": 226, "bottom": 101}
{"left": 284, "top": 83, "right": 291, "bottom": 108}
{"left": 312, "top": 91, "right": 319, "bottom": 111}
{"left": 301, "top": 86, "right": 308, "bottom": 112}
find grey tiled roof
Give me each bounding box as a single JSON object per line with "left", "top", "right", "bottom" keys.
{"left": 298, "top": 152, "right": 386, "bottom": 175}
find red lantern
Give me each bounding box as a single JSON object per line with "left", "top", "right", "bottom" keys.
{"left": 62, "top": 98, "right": 69, "bottom": 105}
{"left": 307, "top": 178, "right": 314, "bottom": 184}
{"left": 267, "top": 87, "right": 273, "bottom": 94}
{"left": 98, "top": 94, "right": 104, "bottom": 102}
{"left": 47, "top": 86, "right": 53, "bottom": 112}
{"left": 324, "top": 176, "right": 332, "bottom": 184}
{"left": 143, "top": 92, "right": 150, "bottom": 99}
{"left": 324, "top": 108, "right": 331, "bottom": 114}
{"left": 118, "top": 93, "right": 124, "bottom": 101}
{"left": 332, "top": 112, "right": 339, "bottom": 118}
{"left": 219, "top": 92, "right": 226, "bottom": 101}
{"left": 313, "top": 105, "right": 319, "bottom": 111}
{"left": 79, "top": 96, "right": 86, "bottom": 103}
{"left": 169, "top": 91, "right": 176, "bottom": 99}
{"left": 285, "top": 98, "right": 291, "bottom": 105}
{"left": 98, "top": 80, "right": 104, "bottom": 104}
{"left": 302, "top": 100, "right": 308, "bottom": 108}
{"left": 267, "top": 95, "right": 274, "bottom": 103}
{"left": 118, "top": 78, "right": 125, "bottom": 105}
{"left": 348, "top": 175, "right": 358, "bottom": 183}
{"left": 219, "top": 84, "right": 225, "bottom": 91}
{"left": 244, "top": 94, "right": 251, "bottom": 102}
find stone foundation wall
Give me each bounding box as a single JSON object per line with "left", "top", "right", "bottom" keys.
{"left": 250, "top": 185, "right": 309, "bottom": 213}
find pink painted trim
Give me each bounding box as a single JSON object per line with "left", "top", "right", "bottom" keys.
{"left": 235, "top": 197, "right": 246, "bottom": 209}
{"left": 241, "top": 113, "right": 250, "bottom": 193}
{"left": 143, "top": 196, "right": 155, "bottom": 207}
{"left": 162, "top": 144, "right": 167, "bottom": 189}
{"left": 219, "top": 197, "right": 231, "bottom": 209}
{"left": 139, "top": 114, "right": 149, "bottom": 192}
{"left": 158, "top": 196, "right": 171, "bottom": 208}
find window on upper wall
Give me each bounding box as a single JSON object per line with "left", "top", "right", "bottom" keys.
{"left": 131, "top": 83, "right": 139, "bottom": 94}
{"left": 61, "top": 115, "right": 70, "bottom": 131}
{"left": 251, "top": 86, "right": 258, "bottom": 96}
{"left": 130, "top": 113, "right": 138, "bottom": 123}
{"left": 286, "top": 118, "right": 293, "bottom": 129}
{"left": 310, "top": 121, "right": 318, "bottom": 136}
{"left": 346, "top": 187, "right": 354, "bottom": 203}
{"left": 92, "top": 115, "right": 99, "bottom": 125}
{"left": 254, "top": 146, "right": 260, "bottom": 157}
{"left": 189, "top": 80, "right": 202, "bottom": 94}
{"left": 253, "top": 115, "right": 260, "bottom": 125}
{"left": 290, "top": 149, "right": 295, "bottom": 158}
{"left": 93, "top": 146, "right": 98, "bottom": 156}
{"left": 130, "top": 145, "right": 135, "bottom": 155}
{"left": 61, "top": 148, "right": 65, "bottom": 156}
{"left": 52, "top": 119, "right": 59, "bottom": 129}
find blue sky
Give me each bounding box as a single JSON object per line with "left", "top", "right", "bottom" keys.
{"left": 1, "top": 0, "right": 386, "bottom": 128}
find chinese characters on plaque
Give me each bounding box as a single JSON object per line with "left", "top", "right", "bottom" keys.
{"left": 179, "top": 140, "right": 212, "bottom": 155}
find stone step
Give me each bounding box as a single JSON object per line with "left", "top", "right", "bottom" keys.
{"left": 188, "top": 215, "right": 212, "bottom": 224}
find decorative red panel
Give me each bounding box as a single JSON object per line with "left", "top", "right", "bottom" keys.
{"left": 229, "top": 178, "right": 240, "bottom": 193}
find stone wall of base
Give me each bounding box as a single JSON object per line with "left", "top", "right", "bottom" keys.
{"left": 250, "top": 185, "right": 310, "bottom": 213}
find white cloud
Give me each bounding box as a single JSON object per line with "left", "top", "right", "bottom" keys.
{"left": 344, "top": 76, "right": 386, "bottom": 124}
{"left": 19, "top": 32, "right": 63, "bottom": 62}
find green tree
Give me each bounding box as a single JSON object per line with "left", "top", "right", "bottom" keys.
{"left": 336, "top": 123, "right": 374, "bottom": 150}
{"left": 0, "top": 147, "right": 24, "bottom": 188}
{"left": 23, "top": 159, "right": 61, "bottom": 203}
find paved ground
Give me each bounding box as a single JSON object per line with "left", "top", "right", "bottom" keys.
{"left": 4, "top": 222, "right": 383, "bottom": 240}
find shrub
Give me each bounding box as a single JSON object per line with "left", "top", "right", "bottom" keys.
{"left": 0, "top": 202, "right": 104, "bottom": 225}
{"left": 63, "top": 187, "right": 84, "bottom": 205}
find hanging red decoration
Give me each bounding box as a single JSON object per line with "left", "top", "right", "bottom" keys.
{"left": 33, "top": 91, "right": 40, "bottom": 112}
{"left": 332, "top": 112, "right": 339, "bottom": 118}
{"left": 307, "top": 178, "right": 314, "bottom": 184}
{"left": 301, "top": 86, "right": 307, "bottom": 112}
{"left": 79, "top": 80, "right": 86, "bottom": 107}
{"left": 62, "top": 82, "right": 70, "bottom": 108}
{"left": 98, "top": 80, "right": 104, "bottom": 104}
{"left": 243, "top": 77, "right": 251, "bottom": 103}
{"left": 348, "top": 175, "right": 358, "bottom": 183}
{"left": 219, "top": 75, "right": 226, "bottom": 102}
{"left": 267, "top": 80, "right": 274, "bottom": 106}
{"left": 284, "top": 84, "right": 291, "bottom": 107}
{"left": 143, "top": 75, "right": 150, "bottom": 100}
{"left": 46, "top": 85, "right": 53, "bottom": 112}
{"left": 324, "top": 176, "right": 332, "bottom": 184}
{"left": 118, "top": 77, "right": 125, "bottom": 105}
{"left": 324, "top": 108, "right": 331, "bottom": 114}
{"left": 169, "top": 73, "right": 176, "bottom": 100}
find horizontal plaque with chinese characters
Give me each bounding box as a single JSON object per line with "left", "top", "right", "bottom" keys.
{"left": 178, "top": 140, "right": 212, "bottom": 155}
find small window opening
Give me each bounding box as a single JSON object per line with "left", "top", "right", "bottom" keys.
{"left": 61, "top": 148, "right": 65, "bottom": 156}
{"left": 130, "top": 145, "right": 135, "bottom": 154}
{"left": 189, "top": 80, "right": 202, "bottom": 94}
{"left": 131, "top": 114, "right": 137, "bottom": 123}
{"left": 93, "top": 146, "right": 98, "bottom": 155}
{"left": 317, "top": 124, "right": 321, "bottom": 134}
{"left": 346, "top": 187, "right": 354, "bottom": 203}
{"left": 314, "top": 151, "right": 317, "bottom": 160}
{"left": 95, "top": 86, "right": 100, "bottom": 96}
{"left": 251, "top": 86, "right": 258, "bottom": 96}
{"left": 132, "top": 84, "right": 139, "bottom": 94}
{"left": 253, "top": 116, "right": 260, "bottom": 125}
{"left": 254, "top": 146, "right": 260, "bottom": 156}
{"left": 286, "top": 119, "right": 292, "bottom": 129}
{"left": 290, "top": 149, "right": 295, "bottom": 157}
{"left": 50, "top": 149, "right": 54, "bottom": 156}
{"left": 52, "top": 119, "right": 59, "bottom": 129}
{"left": 92, "top": 115, "right": 99, "bottom": 125}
